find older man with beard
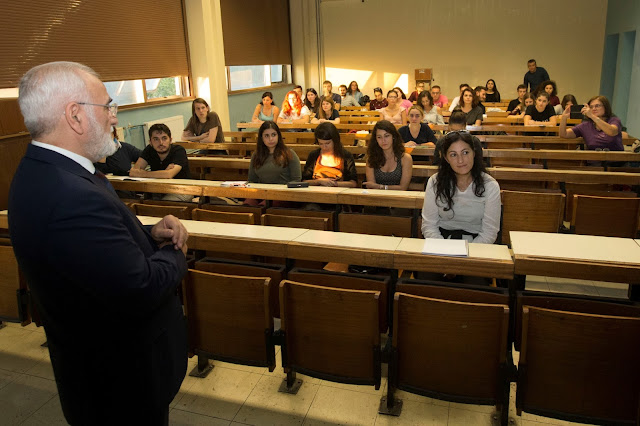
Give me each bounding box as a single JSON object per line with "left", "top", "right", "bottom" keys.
{"left": 8, "top": 61, "right": 188, "bottom": 425}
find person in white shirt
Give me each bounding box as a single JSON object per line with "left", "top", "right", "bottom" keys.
{"left": 422, "top": 131, "right": 500, "bottom": 244}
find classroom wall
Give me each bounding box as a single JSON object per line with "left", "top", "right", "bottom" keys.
{"left": 317, "top": 0, "right": 607, "bottom": 106}
{"left": 604, "top": 0, "right": 640, "bottom": 137}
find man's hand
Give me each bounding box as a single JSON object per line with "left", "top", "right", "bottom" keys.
{"left": 151, "top": 215, "right": 188, "bottom": 254}
{"left": 129, "top": 168, "right": 144, "bottom": 177}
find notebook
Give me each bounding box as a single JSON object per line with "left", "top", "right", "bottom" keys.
{"left": 422, "top": 238, "right": 469, "bottom": 257}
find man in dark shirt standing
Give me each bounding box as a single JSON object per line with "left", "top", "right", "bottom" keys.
{"left": 524, "top": 59, "right": 550, "bottom": 92}
{"left": 130, "top": 123, "right": 192, "bottom": 201}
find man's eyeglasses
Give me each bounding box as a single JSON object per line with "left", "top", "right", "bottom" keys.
{"left": 78, "top": 102, "right": 118, "bottom": 117}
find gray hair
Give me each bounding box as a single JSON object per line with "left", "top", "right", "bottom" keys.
{"left": 18, "top": 61, "right": 99, "bottom": 139}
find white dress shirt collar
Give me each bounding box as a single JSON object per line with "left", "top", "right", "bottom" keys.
{"left": 31, "top": 141, "right": 96, "bottom": 174}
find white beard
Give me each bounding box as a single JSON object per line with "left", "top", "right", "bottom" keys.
{"left": 85, "top": 110, "right": 117, "bottom": 162}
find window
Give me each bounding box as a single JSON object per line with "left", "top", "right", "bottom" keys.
{"left": 103, "top": 76, "right": 190, "bottom": 107}
{"left": 227, "top": 65, "right": 291, "bottom": 92}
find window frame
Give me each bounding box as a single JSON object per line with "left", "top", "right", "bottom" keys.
{"left": 225, "top": 64, "right": 292, "bottom": 95}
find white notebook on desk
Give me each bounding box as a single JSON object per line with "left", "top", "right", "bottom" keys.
{"left": 422, "top": 238, "right": 469, "bottom": 257}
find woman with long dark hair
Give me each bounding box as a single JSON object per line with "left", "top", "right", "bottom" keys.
{"left": 248, "top": 121, "right": 301, "bottom": 184}
{"left": 251, "top": 91, "right": 279, "bottom": 123}
{"left": 182, "top": 97, "right": 225, "bottom": 143}
{"left": 312, "top": 96, "right": 340, "bottom": 124}
{"left": 346, "top": 81, "right": 363, "bottom": 104}
{"left": 302, "top": 122, "right": 357, "bottom": 187}
{"left": 422, "top": 131, "right": 501, "bottom": 244}
{"left": 363, "top": 120, "right": 413, "bottom": 190}
{"left": 485, "top": 79, "right": 500, "bottom": 102}
{"left": 453, "top": 88, "right": 483, "bottom": 126}
{"left": 417, "top": 91, "right": 444, "bottom": 125}
{"left": 304, "top": 88, "right": 321, "bottom": 117}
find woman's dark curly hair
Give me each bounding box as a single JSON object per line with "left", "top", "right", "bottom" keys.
{"left": 366, "top": 120, "right": 405, "bottom": 169}
{"left": 254, "top": 121, "right": 291, "bottom": 169}
{"left": 434, "top": 131, "right": 486, "bottom": 212}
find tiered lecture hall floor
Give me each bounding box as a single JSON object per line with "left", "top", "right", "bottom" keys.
{"left": 0, "top": 277, "right": 627, "bottom": 425}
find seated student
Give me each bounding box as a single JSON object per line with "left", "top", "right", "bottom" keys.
{"left": 312, "top": 96, "right": 340, "bottom": 123}
{"left": 559, "top": 95, "right": 623, "bottom": 152}
{"left": 378, "top": 90, "right": 408, "bottom": 125}
{"left": 338, "top": 84, "right": 360, "bottom": 108}
{"left": 347, "top": 81, "right": 364, "bottom": 105}
{"left": 399, "top": 106, "right": 437, "bottom": 147}
{"left": 509, "top": 92, "right": 535, "bottom": 117}
{"left": 507, "top": 84, "right": 528, "bottom": 112}
{"left": 485, "top": 79, "right": 500, "bottom": 102}
{"left": 431, "top": 85, "right": 449, "bottom": 108}
{"left": 474, "top": 85, "right": 487, "bottom": 114}
{"left": 304, "top": 88, "right": 321, "bottom": 117}
{"left": 182, "top": 98, "right": 225, "bottom": 143}
{"left": 95, "top": 128, "right": 141, "bottom": 176}
{"left": 302, "top": 122, "right": 357, "bottom": 187}
{"left": 524, "top": 91, "right": 557, "bottom": 126}
{"left": 363, "top": 120, "right": 413, "bottom": 191}
{"left": 322, "top": 80, "right": 342, "bottom": 109}
{"left": 130, "top": 123, "right": 192, "bottom": 202}
{"left": 248, "top": 121, "right": 301, "bottom": 184}
{"left": 449, "top": 83, "right": 471, "bottom": 112}
{"left": 432, "top": 111, "right": 483, "bottom": 166}
{"left": 277, "top": 91, "right": 311, "bottom": 124}
{"left": 422, "top": 131, "right": 501, "bottom": 244}
{"left": 251, "top": 91, "right": 280, "bottom": 123}
{"left": 369, "top": 87, "right": 388, "bottom": 111}
{"left": 394, "top": 87, "right": 413, "bottom": 111}
{"left": 536, "top": 80, "right": 560, "bottom": 106}
{"left": 555, "top": 94, "right": 577, "bottom": 115}
{"left": 417, "top": 91, "right": 445, "bottom": 125}
{"left": 453, "top": 88, "right": 483, "bottom": 126}
{"left": 408, "top": 82, "right": 425, "bottom": 103}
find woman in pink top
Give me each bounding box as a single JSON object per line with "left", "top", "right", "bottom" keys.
{"left": 378, "top": 90, "right": 408, "bottom": 125}
{"left": 394, "top": 87, "right": 413, "bottom": 111}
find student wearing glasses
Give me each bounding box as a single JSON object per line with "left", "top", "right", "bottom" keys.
{"left": 431, "top": 85, "right": 448, "bottom": 108}
{"left": 422, "top": 131, "right": 501, "bottom": 244}
{"left": 369, "top": 87, "right": 388, "bottom": 111}
{"left": 559, "top": 95, "right": 623, "bottom": 152}
{"left": 378, "top": 90, "right": 408, "bottom": 125}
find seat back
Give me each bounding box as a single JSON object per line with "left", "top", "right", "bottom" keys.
{"left": 514, "top": 291, "right": 640, "bottom": 351}
{"left": 279, "top": 280, "right": 381, "bottom": 387}
{"left": 132, "top": 203, "right": 191, "bottom": 219}
{"left": 501, "top": 190, "right": 565, "bottom": 245}
{"left": 392, "top": 292, "right": 509, "bottom": 404}
{"left": 564, "top": 183, "right": 635, "bottom": 222}
{"left": 192, "top": 208, "right": 254, "bottom": 224}
{"left": 200, "top": 204, "right": 264, "bottom": 225}
{"left": 195, "top": 258, "right": 285, "bottom": 318}
{"left": 338, "top": 212, "right": 412, "bottom": 237}
{"left": 0, "top": 242, "right": 27, "bottom": 323}
{"left": 518, "top": 306, "right": 640, "bottom": 424}
{"left": 288, "top": 268, "right": 390, "bottom": 333}
{"left": 397, "top": 278, "right": 509, "bottom": 305}
{"left": 183, "top": 269, "right": 275, "bottom": 369}
{"left": 266, "top": 207, "right": 336, "bottom": 231}
{"left": 572, "top": 195, "right": 640, "bottom": 237}
{"left": 261, "top": 214, "right": 329, "bottom": 230}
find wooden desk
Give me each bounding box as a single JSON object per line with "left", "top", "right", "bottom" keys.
{"left": 288, "top": 230, "right": 402, "bottom": 268}
{"left": 337, "top": 188, "right": 421, "bottom": 209}
{"left": 510, "top": 231, "right": 640, "bottom": 298}
{"left": 138, "top": 216, "right": 308, "bottom": 258}
{"left": 393, "top": 238, "right": 514, "bottom": 279}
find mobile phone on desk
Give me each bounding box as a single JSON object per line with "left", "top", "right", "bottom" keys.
{"left": 287, "top": 182, "right": 309, "bottom": 188}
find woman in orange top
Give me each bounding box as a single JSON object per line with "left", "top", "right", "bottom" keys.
{"left": 302, "top": 122, "right": 357, "bottom": 187}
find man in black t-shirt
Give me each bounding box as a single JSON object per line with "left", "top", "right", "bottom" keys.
{"left": 475, "top": 86, "right": 487, "bottom": 114}
{"left": 507, "top": 85, "right": 527, "bottom": 112}
{"left": 130, "top": 123, "right": 192, "bottom": 201}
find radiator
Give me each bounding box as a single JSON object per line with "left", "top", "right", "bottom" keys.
{"left": 142, "top": 115, "right": 185, "bottom": 145}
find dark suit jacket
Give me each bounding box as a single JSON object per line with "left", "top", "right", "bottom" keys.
{"left": 8, "top": 144, "right": 187, "bottom": 424}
